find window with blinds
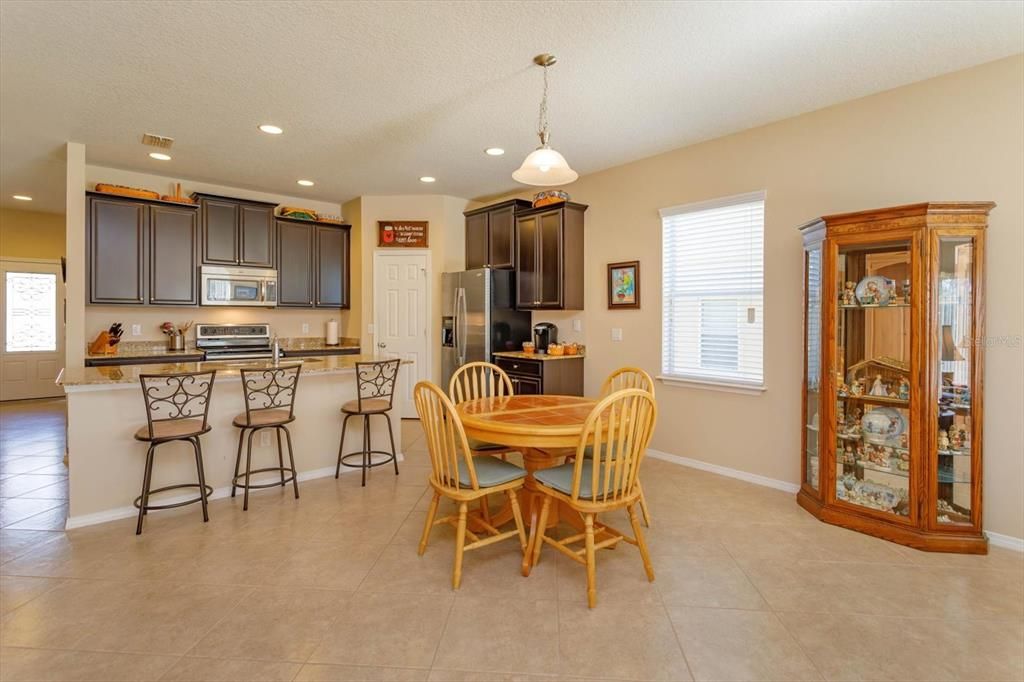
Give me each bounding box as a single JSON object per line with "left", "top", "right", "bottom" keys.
{"left": 660, "top": 191, "right": 765, "bottom": 389}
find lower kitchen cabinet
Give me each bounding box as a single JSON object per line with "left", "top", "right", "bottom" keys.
{"left": 493, "top": 355, "right": 584, "bottom": 396}
{"left": 277, "top": 217, "right": 351, "bottom": 308}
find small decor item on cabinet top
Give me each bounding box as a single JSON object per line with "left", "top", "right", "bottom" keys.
{"left": 564, "top": 342, "right": 578, "bottom": 355}
{"left": 548, "top": 343, "right": 564, "bottom": 356}
{"left": 608, "top": 260, "right": 640, "bottom": 309}
{"left": 94, "top": 183, "right": 160, "bottom": 200}
{"left": 840, "top": 281, "right": 857, "bottom": 306}
{"left": 522, "top": 341, "right": 535, "bottom": 355}
{"left": 318, "top": 214, "right": 344, "bottom": 224}
{"left": 279, "top": 206, "right": 319, "bottom": 221}
{"left": 532, "top": 190, "right": 570, "bottom": 208}
{"left": 160, "top": 320, "right": 193, "bottom": 351}
{"left": 378, "top": 220, "right": 428, "bottom": 248}
{"left": 160, "top": 182, "right": 196, "bottom": 204}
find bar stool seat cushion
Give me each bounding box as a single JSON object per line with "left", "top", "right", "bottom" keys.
{"left": 134, "top": 419, "right": 207, "bottom": 441}
{"left": 535, "top": 458, "right": 621, "bottom": 498}
{"left": 455, "top": 455, "right": 526, "bottom": 488}
{"left": 232, "top": 408, "right": 292, "bottom": 427}
{"left": 341, "top": 398, "right": 391, "bottom": 415}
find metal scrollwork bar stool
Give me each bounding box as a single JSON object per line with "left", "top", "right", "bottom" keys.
{"left": 231, "top": 364, "right": 302, "bottom": 511}
{"left": 336, "top": 359, "right": 401, "bottom": 486}
{"left": 133, "top": 371, "right": 217, "bottom": 535}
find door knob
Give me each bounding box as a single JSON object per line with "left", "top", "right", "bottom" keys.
{"left": 377, "top": 342, "right": 387, "bottom": 349}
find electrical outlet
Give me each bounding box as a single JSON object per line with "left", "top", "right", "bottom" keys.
{"left": 131, "top": 324, "right": 142, "bottom": 336}
{"left": 611, "top": 327, "right": 623, "bottom": 342}
{"left": 260, "top": 431, "right": 270, "bottom": 446}
{"left": 301, "top": 323, "right": 309, "bottom": 334}
{"left": 572, "top": 318, "right": 582, "bottom": 332}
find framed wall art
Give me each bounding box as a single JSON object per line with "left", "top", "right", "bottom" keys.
{"left": 608, "top": 260, "right": 640, "bottom": 309}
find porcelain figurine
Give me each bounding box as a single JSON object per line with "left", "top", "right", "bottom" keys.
{"left": 883, "top": 280, "right": 896, "bottom": 306}
{"left": 851, "top": 379, "right": 864, "bottom": 396}
{"left": 841, "top": 281, "right": 857, "bottom": 305}
{"left": 897, "top": 377, "right": 910, "bottom": 401}
{"left": 869, "top": 374, "right": 887, "bottom": 396}
{"left": 938, "top": 429, "right": 950, "bottom": 451}
{"left": 899, "top": 433, "right": 908, "bottom": 449}
{"left": 901, "top": 279, "right": 911, "bottom": 304}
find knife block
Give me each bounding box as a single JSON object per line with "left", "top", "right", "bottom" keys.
{"left": 88, "top": 331, "right": 118, "bottom": 355}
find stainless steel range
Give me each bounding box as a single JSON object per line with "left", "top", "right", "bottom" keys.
{"left": 195, "top": 323, "right": 275, "bottom": 361}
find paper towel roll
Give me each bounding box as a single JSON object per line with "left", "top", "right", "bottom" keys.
{"left": 326, "top": 319, "right": 339, "bottom": 346}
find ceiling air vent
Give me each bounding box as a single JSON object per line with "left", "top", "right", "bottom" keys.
{"left": 141, "top": 133, "right": 174, "bottom": 149}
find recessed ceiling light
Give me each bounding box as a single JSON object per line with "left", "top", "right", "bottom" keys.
{"left": 12, "top": 195, "right": 32, "bottom": 201}
{"left": 258, "top": 124, "right": 283, "bottom": 135}
{"left": 419, "top": 176, "right": 436, "bottom": 183}
{"left": 148, "top": 152, "right": 172, "bottom": 161}
{"left": 297, "top": 179, "right": 315, "bottom": 187}
{"left": 485, "top": 148, "right": 505, "bottom": 156}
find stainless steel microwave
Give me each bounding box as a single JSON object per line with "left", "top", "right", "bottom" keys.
{"left": 200, "top": 266, "right": 277, "bottom": 307}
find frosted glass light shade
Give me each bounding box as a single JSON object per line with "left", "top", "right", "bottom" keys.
{"left": 512, "top": 146, "right": 578, "bottom": 186}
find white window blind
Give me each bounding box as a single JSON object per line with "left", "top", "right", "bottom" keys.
{"left": 660, "top": 191, "right": 765, "bottom": 388}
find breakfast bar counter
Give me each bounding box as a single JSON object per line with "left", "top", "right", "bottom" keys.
{"left": 60, "top": 355, "right": 405, "bottom": 528}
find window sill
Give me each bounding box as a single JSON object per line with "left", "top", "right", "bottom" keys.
{"left": 656, "top": 375, "right": 766, "bottom": 396}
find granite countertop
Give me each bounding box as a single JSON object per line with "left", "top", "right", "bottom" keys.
{"left": 493, "top": 351, "right": 585, "bottom": 361}
{"left": 280, "top": 337, "right": 360, "bottom": 352}
{"left": 61, "top": 354, "right": 388, "bottom": 388}
{"left": 85, "top": 337, "right": 361, "bottom": 364}
{"left": 86, "top": 343, "right": 203, "bottom": 361}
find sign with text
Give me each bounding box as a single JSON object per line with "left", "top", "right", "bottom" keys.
{"left": 378, "top": 220, "right": 429, "bottom": 248}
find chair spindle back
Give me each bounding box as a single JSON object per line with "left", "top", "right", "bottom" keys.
{"left": 414, "top": 381, "right": 483, "bottom": 492}
{"left": 448, "top": 361, "right": 514, "bottom": 404}
{"left": 571, "top": 388, "right": 657, "bottom": 504}
{"left": 139, "top": 371, "right": 217, "bottom": 440}
{"left": 239, "top": 364, "right": 302, "bottom": 422}
{"left": 600, "top": 366, "right": 655, "bottom": 398}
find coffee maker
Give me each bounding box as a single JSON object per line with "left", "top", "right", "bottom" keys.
{"left": 532, "top": 322, "right": 558, "bottom": 353}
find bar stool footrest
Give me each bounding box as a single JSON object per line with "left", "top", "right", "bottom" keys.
{"left": 340, "top": 450, "right": 397, "bottom": 469}
{"left": 133, "top": 483, "right": 214, "bottom": 511}
{"left": 233, "top": 467, "right": 297, "bottom": 490}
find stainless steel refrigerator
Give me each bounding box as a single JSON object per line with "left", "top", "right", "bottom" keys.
{"left": 441, "top": 268, "right": 532, "bottom": 389}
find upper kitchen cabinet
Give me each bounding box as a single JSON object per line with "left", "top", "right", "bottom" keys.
{"left": 277, "top": 218, "right": 351, "bottom": 308}
{"left": 193, "top": 193, "right": 277, "bottom": 268}
{"left": 464, "top": 199, "right": 532, "bottom": 270}
{"left": 86, "top": 192, "right": 198, "bottom": 306}
{"left": 515, "top": 202, "right": 587, "bottom": 310}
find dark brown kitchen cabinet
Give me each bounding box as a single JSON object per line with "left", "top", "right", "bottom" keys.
{"left": 493, "top": 355, "right": 584, "bottom": 396}
{"left": 193, "top": 193, "right": 277, "bottom": 268}
{"left": 148, "top": 205, "right": 198, "bottom": 305}
{"left": 515, "top": 202, "right": 587, "bottom": 310}
{"left": 464, "top": 199, "right": 532, "bottom": 270}
{"left": 87, "top": 192, "right": 199, "bottom": 306}
{"left": 278, "top": 219, "right": 352, "bottom": 309}
{"left": 315, "top": 224, "right": 351, "bottom": 308}
{"left": 276, "top": 219, "right": 314, "bottom": 307}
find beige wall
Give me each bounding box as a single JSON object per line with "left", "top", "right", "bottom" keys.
{"left": 348, "top": 195, "right": 468, "bottom": 382}
{"left": 0, "top": 207, "right": 66, "bottom": 259}
{"left": 487, "top": 55, "right": 1024, "bottom": 540}
{"left": 77, "top": 165, "right": 352, "bottom": 344}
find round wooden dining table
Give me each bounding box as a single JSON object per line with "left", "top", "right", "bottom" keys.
{"left": 456, "top": 394, "right": 597, "bottom": 576}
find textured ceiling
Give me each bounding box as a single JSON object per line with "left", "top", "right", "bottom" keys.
{"left": 1, "top": 0, "right": 1022, "bottom": 212}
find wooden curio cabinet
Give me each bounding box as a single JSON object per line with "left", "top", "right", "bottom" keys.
{"left": 798, "top": 202, "right": 993, "bottom": 554}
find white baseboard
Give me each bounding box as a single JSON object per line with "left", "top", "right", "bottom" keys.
{"left": 646, "top": 448, "right": 801, "bottom": 494}
{"left": 647, "top": 448, "right": 1024, "bottom": 553}
{"left": 985, "top": 530, "right": 1024, "bottom": 553}
{"left": 65, "top": 454, "right": 405, "bottom": 530}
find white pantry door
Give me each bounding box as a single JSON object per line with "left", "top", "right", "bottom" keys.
{"left": 0, "top": 259, "right": 65, "bottom": 401}
{"left": 373, "top": 252, "right": 430, "bottom": 418}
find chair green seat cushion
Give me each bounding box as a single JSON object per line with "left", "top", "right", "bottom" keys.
{"left": 535, "top": 459, "right": 621, "bottom": 498}
{"left": 466, "top": 436, "right": 507, "bottom": 452}
{"left": 457, "top": 455, "right": 526, "bottom": 488}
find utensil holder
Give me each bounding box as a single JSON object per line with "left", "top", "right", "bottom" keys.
{"left": 167, "top": 334, "right": 185, "bottom": 351}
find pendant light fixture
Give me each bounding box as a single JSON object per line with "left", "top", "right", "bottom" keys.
{"left": 513, "top": 54, "right": 578, "bottom": 187}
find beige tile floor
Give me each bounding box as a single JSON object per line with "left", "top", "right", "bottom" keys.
{"left": 0, "top": 398, "right": 1022, "bottom": 681}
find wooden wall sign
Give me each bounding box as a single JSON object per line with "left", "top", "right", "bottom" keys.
{"left": 378, "top": 220, "right": 428, "bottom": 248}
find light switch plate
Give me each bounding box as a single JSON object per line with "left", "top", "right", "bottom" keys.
{"left": 611, "top": 328, "right": 623, "bottom": 342}
{"left": 131, "top": 324, "right": 141, "bottom": 336}
{"left": 301, "top": 323, "right": 309, "bottom": 334}
{"left": 572, "top": 319, "right": 582, "bottom": 332}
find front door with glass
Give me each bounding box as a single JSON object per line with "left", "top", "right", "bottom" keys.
{"left": 0, "top": 259, "right": 65, "bottom": 401}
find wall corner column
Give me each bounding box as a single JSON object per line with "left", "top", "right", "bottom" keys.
{"left": 64, "top": 142, "right": 86, "bottom": 370}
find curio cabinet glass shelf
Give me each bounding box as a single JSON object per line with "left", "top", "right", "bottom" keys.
{"left": 798, "top": 202, "right": 993, "bottom": 553}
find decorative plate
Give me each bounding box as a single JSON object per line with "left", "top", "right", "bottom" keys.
{"left": 855, "top": 275, "right": 894, "bottom": 305}
{"left": 861, "top": 406, "right": 906, "bottom": 444}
